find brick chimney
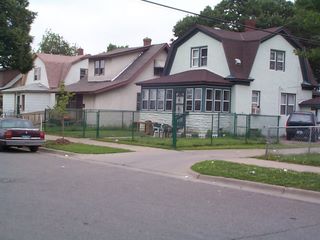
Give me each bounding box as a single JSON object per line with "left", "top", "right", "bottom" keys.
{"left": 143, "top": 37, "right": 152, "bottom": 46}
{"left": 77, "top": 48, "right": 84, "bottom": 55}
{"left": 244, "top": 19, "right": 256, "bottom": 32}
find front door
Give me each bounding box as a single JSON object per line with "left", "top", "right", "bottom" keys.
{"left": 174, "top": 90, "right": 186, "bottom": 130}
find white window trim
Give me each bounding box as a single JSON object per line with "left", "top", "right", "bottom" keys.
{"left": 205, "top": 88, "right": 213, "bottom": 112}
{"left": 191, "top": 46, "right": 208, "bottom": 68}
{"left": 222, "top": 90, "right": 230, "bottom": 113}
{"left": 149, "top": 89, "right": 157, "bottom": 110}
{"left": 142, "top": 89, "right": 149, "bottom": 110}
{"left": 165, "top": 89, "right": 173, "bottom": 111}
{"left": 194, "top": 88, "right": 202, "bottom": 112}
{"left": 270, "top": 49, "right": 285, "bottom": 71}
{"left": 214, "top": 89, "right": 222, "bottom": 112}
{"left": 186, "top": 88, "right": 193, "bottom": 112}
{"left": 280, "top": 93, "right": 296, "bottom": 115}
{"left": 157, "top": 89, "right": 165, "bottom": 111}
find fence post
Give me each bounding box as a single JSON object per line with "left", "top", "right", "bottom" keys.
{"left": 96, "top": 110, "right": 100, "bottom": 138}
{"left": 265, "top": 126, "right": 271, "bottom": 159}
{"left": 276, "top": 115, "right": 280, "bottom": 143}
{"left": 217, "top": 112, "right": 221, "bottom": 137}
{"left": 131, "top": 111, "right": 135, "bottom": 141}
{"left": 82, "top": 109, "right": 86, "bottom": 138}
{"left": 122, "top": 111, "right": 124, "bottom": 129}
{"left": 44, "top": 109, "right": 47, "bottom": 132}
{"left": 234, "top": 113, "right": 237, "bottom": 137}
{"left": 308, "top": 126, "right": 312, "bottom": 154}
{"left": 245, "top": 115, "right": 250, "bottom": 143}
{"left": 211, "top": 114, "right": 214, "bottom": 145}
{"left": 172, "top": 113, "right": 177, "bottom": 149}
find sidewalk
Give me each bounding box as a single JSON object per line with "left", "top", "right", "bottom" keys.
{"left": 44, "top": 135, "right": 320, "bottom": 204}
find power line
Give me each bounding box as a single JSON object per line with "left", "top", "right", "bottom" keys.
{"left": 141, "top": 0, "right": 320, "bottom": 46}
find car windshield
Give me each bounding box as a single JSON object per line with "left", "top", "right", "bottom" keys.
{"left": 0, "top": 119, "right": 34, "bottom": 128}
{"left": 289, "top": 114, "right": 312, "bottom": 123}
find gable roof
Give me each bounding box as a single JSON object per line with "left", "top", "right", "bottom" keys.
{"left": 2, "top": 82, "right": 49, "bottom": 93}
{"left": 164, "top": 25, "right": 317, "bottom": 86}
{"left": 65, "top": 43, "right": 168, "bottom": 94}
{"left": 0, "top": 69, "right": 21, "bottom": 89}
{"left": 137, "top": 69, "right": 232, "bottom": 87}
{"left": 36, "top": 53, "right": 89, "bottom": 89}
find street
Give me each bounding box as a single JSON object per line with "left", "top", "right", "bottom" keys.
{"left": 1, "top": 149, "right": 320, "bottom": 240}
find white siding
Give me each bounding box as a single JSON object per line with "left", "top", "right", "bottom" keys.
{"left": 25, "top": 58, "right": 49, "bottom": 87}
{"left": 88, "top": 52, "right": 142, "bottom": 82}
{"left": 2, "top": 93, "right": 15, "bottom": 114}
{"left": 84, "top": 49, "right": 168, "bottom": 111}
{"left": 23, "top": 93, "right": 55, "bottom": 113}
{"left": 64, "top": 59, "right": 89, "bottom": 85}
{"left": 170, "top": 32, "right": 230, "bottom": 77}
{"left": 233, "top": 35, "right": 313, "bottom": 126}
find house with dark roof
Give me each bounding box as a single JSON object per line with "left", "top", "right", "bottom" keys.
{"left": 0, "top": 69, "right": 22, "bottom": 115}
{"left": 137, "top": 24, "right": 319, "bottom": 130}
{"left": 1, "top": 52, "right": 89, "bottom": 114}
{"left": 65, "top": 38, "right": 168, "bottom": 111}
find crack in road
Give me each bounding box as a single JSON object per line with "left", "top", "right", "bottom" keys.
{"left": 230, "top": 222, "right": 320, "bottom": 240}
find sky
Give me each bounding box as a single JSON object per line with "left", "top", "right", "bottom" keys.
{"left": 27, "top": 0, "right": 221, "bottom": 55}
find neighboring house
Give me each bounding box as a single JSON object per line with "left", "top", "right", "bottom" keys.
{"left": 66, "top": 38, "right": 168, "bottom": 112}
{"left": 137, "top": 24, "right": 318, "bottom": 131}
{"left": 2, "top": 52, "right": 89, "bottom": 114}
{"left": 0, "top": 69, "right": 22, "bottom": 115}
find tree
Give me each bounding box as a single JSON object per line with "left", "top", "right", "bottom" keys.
{"left": 38, "top": 29, "right": 78, "bottom": 56}
{"left": 173, "top": 0, "right": 294, "bottom": 37}
{"left": 52, "top": 81, "right": 74, "bottom": 139}
{"left": 107, "top": 43, "right": 129, "bottom": 52}
{"left": 0, "top": 0, "right": 36, "bottom": 73}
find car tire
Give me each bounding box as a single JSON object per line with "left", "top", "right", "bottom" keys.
{"left": 29, "top": 146, "right": 39, "bottom": 152}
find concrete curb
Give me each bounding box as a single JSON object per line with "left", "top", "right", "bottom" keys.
{"left": 188, "top": 170, "right": 320, "bottom": 204}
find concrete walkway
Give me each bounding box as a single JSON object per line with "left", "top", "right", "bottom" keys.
{"left": 44, "top": 135, "right": 320, "bottom": 204}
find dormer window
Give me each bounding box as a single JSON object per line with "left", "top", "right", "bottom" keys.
{"left": 34, "top": 67, "right": 41, "bottom": 81}
{"left": 270, "top": 50, "right": 285, "bottom": 71}
{"left": 94, "top": 60, "right": 105, "bottom": 75}
{"left": 191, "top": 46, "right": 207, "bottom": 67}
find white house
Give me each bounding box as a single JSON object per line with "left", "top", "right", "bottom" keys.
{"left": 66, "top": 38, "right": 168, "bottom": 111}
{"left": 2, "top": 52, "right": 89, "bottom": 114}
{"left": 137, "top": 24, "right": 318, "bottom": 132}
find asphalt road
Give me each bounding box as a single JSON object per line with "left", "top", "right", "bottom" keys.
{"left": 1, "top": 149, "right": 320, "bottom": 240}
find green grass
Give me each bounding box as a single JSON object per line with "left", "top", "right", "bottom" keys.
{"left": 44, "top": 140, "right": 130, "bottom": 154}
{"left": 100, "top": 136, "right": 267, "bottom": 150}
{"left": 258, "top": 153, "right": 320, "bottom": 167}
{"left": 191, "top": 160, "right": 320, "bottom": 192}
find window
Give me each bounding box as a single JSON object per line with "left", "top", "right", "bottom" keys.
{"left": 154, "top": 67, "right": 164, "bottom": 76}
{"left": 223, "top": 90, "right": 230, "bottom": 112}
{"left": 191, "top": 47, "right": 208, "bottom": 67}
{"left": 149, "top": 89, "right": 157, "bottom": 110}
{"left": 94, "top": 60, "right": 105, "bottom": 75}
{"left": 165, "top": 89, "right": 173, "bottom": 111}
{"left": 205, "top": 89, "right": 213, "bottom": 111}
{"left": 280, "top": 93, "right": 296, "bottom": 115}
{"left": 186, "top": 88, "right": 193, "bottom": 111}
{"left": 270, "top": 50, "right": 285, "bottom": 71}
{"left": 251, "top": 91, "right": 260, "bottom": 114}
{"left": 157, "top": 89, "right": 165, "bottom": 110}
{"left": 34, "top": 67, "right": 41, "bottom": 80}
{"left": 214, "top": 90, "right": 222, "bottom": 112}
{"left": 194, "top": 88, "right": 202, "bottom": 111}
{"left": 142, "top": 89, "right": 149, "bottom": 110}
{"left": 80, "top": 68, "right": 88, "bottom": 80}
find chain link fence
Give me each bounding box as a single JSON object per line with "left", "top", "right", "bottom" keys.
{"left": 42, "top": 109, "right": 281, "bottom": 148}
{"left": 265, "top": 126, "right": 320, "bottom": 157}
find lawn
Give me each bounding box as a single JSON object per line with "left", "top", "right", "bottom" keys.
{"left": 258, "top": 153, "right": 320, "bottom": 167}
{"left": 44, "top": 140, "right": 130, "bottom": 154}
{"left": 191, "top": 160, "right": 320, "bottom": 192}
{"left": 100, "top": 136, "right": 267, "bottom": 150}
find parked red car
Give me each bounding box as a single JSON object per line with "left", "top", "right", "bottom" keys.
{"left": 0, "top": 118, "right": 45, "bottom": 152}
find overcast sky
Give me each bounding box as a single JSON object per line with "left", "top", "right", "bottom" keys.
{"left": 28, "top": 0, "right": 221, "bottom": 55}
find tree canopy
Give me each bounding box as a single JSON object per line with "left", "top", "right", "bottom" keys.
{"left": 0, "top": 0, "right": 36, "bottom": 73}
{"left": 107, "top": 43, "right": 129, "bottom": 52}
{"left": 173, "top": 0, "right": 320, "bottom": 80}
{"left": 38, "top": 29, "right": 78, "bottom": 56}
